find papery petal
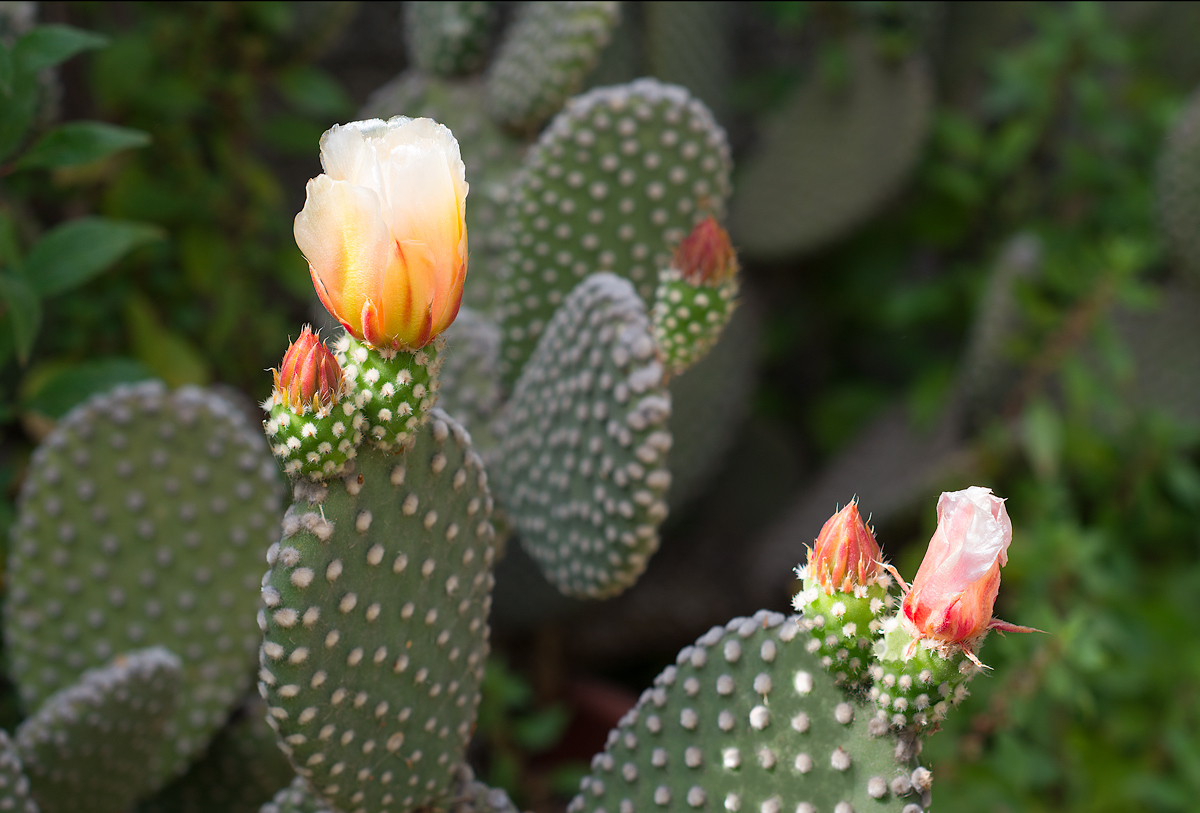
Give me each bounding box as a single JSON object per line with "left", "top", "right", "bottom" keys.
{"left": 319, "top": 120, "right": 387, "bottom": 188}
{"left": 294, "top": 176, "right": 398, "bottom": 338}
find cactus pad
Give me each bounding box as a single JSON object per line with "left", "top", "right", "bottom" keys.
{"left": 265, "top": 397, "right": 364, "bottom": 482}
{"left": 567, "top": 611, "right": 931, "bottom": 813}
{"left": 497, "top": 78, "right": 732, "bottom": 380}
{"left": 652, "top": 265, "right": 738, "bottom": 377}
{"left": 793, "top": 572, "right": 894, "bottom": 688}
{"left": 260, "top": 778, "right": 333, "bottom": 813}
{"left": 869, "top": 625, "right": 980, "bottom": 731}
{"left": 486, "top": 1, "right": 621, "bottom": 133}
{"left": 5, "top": 381, "right": 285, "bottom": 782}
{"left": 404, "top": 1, "right": 495, "bottom": 77}
{"left": 1157, "top": 85, "right": 1200, "bottom": 285}
{"left": 731, "top": 39, "right": 932, "bottom": 259}
{"left": 0, "top": 731, "right": 38, "bottom": 813}
{"left": 15, "top": 647, "right": 182, "bottom": 813}
{"left": 258, "top": 410, "right": 497, "bottom": 813}
{"left": 333, "top": 335, "right": 443, "bottom": 451}
{"left": 493, "top": 273, "right": 672, "bottom": 598}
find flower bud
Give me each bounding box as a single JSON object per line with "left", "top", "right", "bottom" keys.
{"left": 673, "top": 216, "right": 737, "bottom": 285}
{"left": 900, "top": 486, "right": 1034, "bottom": 657}
{"left": 808, "top": 501, "right": 883, "bottom": 594}
{"left": 294, "top": 116, "right": 468, "bottom": 350}
{"left": 272, "top": 326, "right": 344, "bottom": 413}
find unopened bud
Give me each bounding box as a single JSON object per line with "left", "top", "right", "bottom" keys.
{"left": 809, "top": 501, "right": 883, "bottom": 594}
{"left": 673, "top": 216, "right": 737, "bottom": 285}
{"left": 272, "top": 326, "right": 344, "bottom": 413}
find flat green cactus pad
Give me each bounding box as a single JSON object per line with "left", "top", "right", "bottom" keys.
{"left": 5, "top": 382, "right": 286, "bottom": 783}
{"left": 139, "top": 696, "right": 296, "bottom": 813}
{"left": 259, "top": 777, "right": 333, "bottom": 813}
{"left": 497, "top": 78, "right": 732, "bottom": 381}
{"left": 15, "top": 647, "right": 182, "bottom": 813}
{"left": 493, "top": 273, "right": 671, "bottom": 599}
{"left": 731, "top": 38, "right": 932, "bottom": 259}
{"left": 486, "top": 1, "right": 621, "bottom": 133}
{"left": 0, "top": 731, "right": 38, "bottom": 813}
{"left": 404, "top": 1, "right": 495, "bottom": 77}
{"left": 259, "top": 409, "right": 497, "bottom": 813}
{"left": 568, "top": 611, "right": 931, "bottom": 813}
{"left": 1157, "top": 85, "right": 1200, "bottom": 284}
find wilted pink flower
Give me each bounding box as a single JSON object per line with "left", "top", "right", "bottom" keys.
{"left": 808, "top": 501, "right": 883, "bottom": 594}
{"left": 272, "top": 326, "right": 344, "bottom": 413}
{"left": 899, "top": 487, "right": 1036, "bottom": 663}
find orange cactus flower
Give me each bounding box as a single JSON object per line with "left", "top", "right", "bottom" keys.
{"left": 898, "top": 487, "right": 1037, "bottom": 664}
{"left": 294, "top": 116, "right": 468, "bottom": 350}
{"left": 808, "top": 501, "right": 883, "bottom": 594}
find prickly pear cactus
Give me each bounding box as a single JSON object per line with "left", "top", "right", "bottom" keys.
{"left": 404, "top": 1, "right": 495, "bottom": 77}
{"left": 0, "top": 731, "right": 38, "bottom": 813}
{"left": 260, "top": 778, "right": 333, "bottom": 813}
{"left": 731, "top": 38, "right": 932, "bottom": 259}
{"left": 493, "top": 274, "right": 671, "bottom": 598}
{"left": 486, "top": 1, "right": 621, "bottom": 133}
{"left": 869, "top": 625, "right": 980, "bottom": 731}
{"left": 496, "top": 78, "right": 732, "bottom": 381}
{"left": 15, "top": 647, "right": 182, "bottom": 813}
{"left": 567, "top": 611, "right": 931, "bottom": 813}
{"left": 5, "top": 381, "right": 285, "bottom": 784}
{"left": 258, "top": 410, "right": 497, "bottom": 813}
{"left": 140, "top": 696, "right": 297, "bottom": 813}
{"left": 1157, "top": 83, "right": 1200, "bottom": 285}
{"left": 333, "top": 334, "right": 444, "bottom": 451}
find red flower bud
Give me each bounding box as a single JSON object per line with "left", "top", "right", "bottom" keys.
{"left": 808, "top": 501, "right": 883, "bottom": 594}
{"left": 673, "top": 217, "right": 737, "bottom": 285}
{"left": 272, "top": 326, "right": 344, "bottom": 413}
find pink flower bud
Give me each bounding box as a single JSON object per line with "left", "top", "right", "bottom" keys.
{"left": 808, "top": 501, "right": 883, "bottom": 594}
{"left": 272, "top": 326, "right": 344, "bottom": 413}
{"left": 673, "top": 217, "right": 737, "bottom": 285}
{"left": 900, "top": 487, "right": 1035, "bottom": 659}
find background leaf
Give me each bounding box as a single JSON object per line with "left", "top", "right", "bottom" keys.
{"left": 0, "top": 274, "right": 41, "bottom": 364}
{"left": 24, "top": 217, "right": 162, "bottom": 297}
{"left": 19, "top": 357, "right": 152, "bottom": 418}
{"left": 14, "top": 121, "right": 149, "bottom": 171}
{"left": 12, "top": 24, "right": 107, "bottom": 74}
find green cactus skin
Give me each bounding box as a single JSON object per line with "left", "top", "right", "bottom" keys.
{"left": 404, "top": 1, "right": 495, "bottom": 77}
{"left": 567, "top": 611, "right": 931, "bottom": 813}
{"left": 450, "top": 764, "right": 523, "bottom": 813}
{"left": 258, "top": 409, "right": 497, "bottom": 813}
{"left": 1157, "top": 85, "right": 1200, "bottom": 285}
{"left": 652, "top": 265, "right": 738, "bottom": 377}
{"left": 260, "top": 777, "right": 333, "bottom": 813}
{"left": 869, "top": 624, "right": 981, "bottom": 731}
{"left": 5, "top": 381, "right": 285, "bottom": 784}
{"left": 438, "top": 307, "right": 503, "bottom": 454}
{"left": 731, "top": 38, "right": 932, "bottom": 259}
{"left": 793, "top": 570, "right": 895, "bottom": 688}
{"left": 264, "top": 395, "right": 365, "bottom": 482}
{"left": 15, "top": 647, "right": 182, "bottom": 813}
{"left": 139, "top": 696, "right": 297, "bottom": 813}
{"left": 493, "top": 273, "right": 672, "bottom": 599}
{"left": 359, "top": 72, "right": 525, "bottom": 314}
{"left": 332, "top": 335, "right": 443, "bottom": 451}
{"left": 496, "top": 78, "right": 733, "bottom": 382}
{"left": 0, "top": 731, "right": 39, "bottom": 813}
{"left": 486, "top": 1, "right": 621, "bottom": 134}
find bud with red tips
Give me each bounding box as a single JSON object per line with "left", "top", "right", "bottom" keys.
{"left": 792, "top": 498, "right": 894, "bottom": 687}
{"left": 272, "top": 326, "right": 345, "bottom": 413}
{"left": 263, "top": 327, "right": 364, "bottom": 481}
{"left": 652, "top": 216, "right": 741, "bottom": 376}
{"left": 809, "top": 501, "right": 884, "bottom": 595}
{"left": 673, "top": 216, "right": 738, "bottom": 285}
